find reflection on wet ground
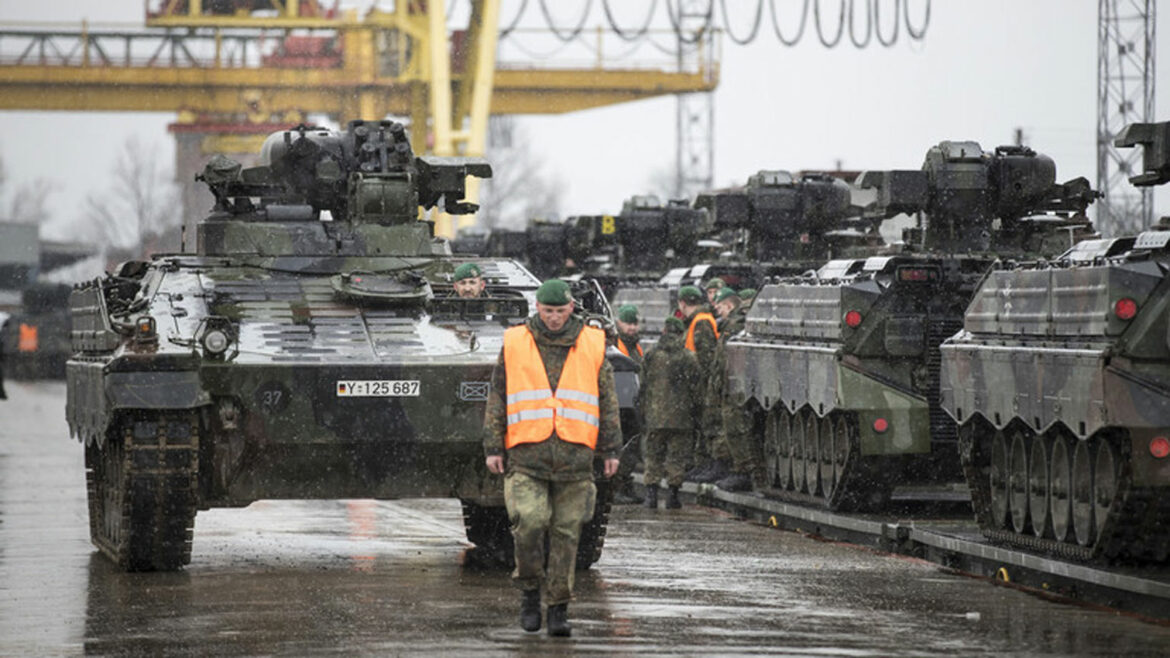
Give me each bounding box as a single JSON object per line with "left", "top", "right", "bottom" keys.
{"left": 4, "top": 381, "right": 1170, "bottom": 656}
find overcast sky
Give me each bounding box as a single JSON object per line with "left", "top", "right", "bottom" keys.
{"left": 0, "top": 0, "right": 1166, "bottom": 241}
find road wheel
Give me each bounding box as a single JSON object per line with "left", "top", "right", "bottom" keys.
{"left": 820, "top": 416, "right": 835, "bottom": 500}
{"left": 792, "top": 411, "right": 808, "bottom": 494}
{"left": 1071, "top": 439, "right": 1095, "bottom": 547}
{"left": 1049, "top": 434, "right": 1073, "bottom": 542}
{"left": 1028, "top": 435, "right": 1050, "bottom": 538}
{"left": 804, "top": 413, "right": 820, "bottom": 497}
{"left": 1092, "top": 438, "right": 1119, "bottom": 543}
{"left": 989, "top": 431, "right": 1009, "bottom": 530}
{"left": 766, "top": 407, "right": 792, "bottom": 490}
{"left": 1008, "top": 430, "right": 1030, "bottom": 535}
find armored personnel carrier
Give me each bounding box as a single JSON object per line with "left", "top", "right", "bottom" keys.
{"left": 728, "top": 141, "right": 1095, "bottom": 511}
{"left": 940, "top": 121, "right": 1170, "bottom": 560}
{"left": 66, "top": 121, "right": 620, "bottom": 571}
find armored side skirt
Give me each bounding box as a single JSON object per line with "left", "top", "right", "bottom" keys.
{"left": 726, "top": 341, "right": 931, "bottom": 456}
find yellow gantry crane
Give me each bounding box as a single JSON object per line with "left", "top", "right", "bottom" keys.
{"left": 0, "top": 0, "right": 719, "bottom": 237}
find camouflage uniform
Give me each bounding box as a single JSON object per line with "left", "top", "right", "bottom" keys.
{"left": 639, "top": 331, "right": 702, "bottom": 487}
{"left": 483, "top": 314, "right": 622, "bottom": 606}
{"left": 713, "top": 305, "right": 767, "bottom": 489}
{"left": 682, "top": 306, "right": 719, "bottom": 463}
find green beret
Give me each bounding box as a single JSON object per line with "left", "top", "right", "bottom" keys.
{"left": 536, "top": 279, "right": 573, "bottom": 305}
{"left": 453, "top": 262, "right": 482, "bottom": 281}
{"left": 677, "top": 285, "right": 704, "bottom": 304}
{"left": 714, "top": 287, "right": 740, "bottom": 303}
{"left": 617, "top": 304, "right": 639, "bottom": 323}
{"left": 738, "top": 288, "right": 757, "bottom": 301}
{"left": 663, "top": 316, "right": 686, "bottom": 333}
{"left": 703, "top": 277, "right": 726, "bottom": 291}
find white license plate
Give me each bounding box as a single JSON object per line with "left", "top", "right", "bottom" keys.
{"left": 336, "top": 380, "right": 421, "bottom": 397}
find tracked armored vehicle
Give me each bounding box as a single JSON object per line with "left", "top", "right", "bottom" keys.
{"left": 729, "top": 141, "right": 1095, "bottom": 511}
{"left": 66, "top": 121, "right": 620, "bottom": 571}
{"left": 941, "top": 121, "right": 1170, "bottom": 560}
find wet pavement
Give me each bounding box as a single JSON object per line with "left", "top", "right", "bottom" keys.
{"left": 3, "top": 380, "right": 1170, "bottom": 656}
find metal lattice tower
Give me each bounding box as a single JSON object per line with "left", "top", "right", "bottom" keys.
{"left": 1098, "top": 0, "right": 1156, "bottom": 235}
{"left": 674, "top": 2, "right": 716, "bottom": 199}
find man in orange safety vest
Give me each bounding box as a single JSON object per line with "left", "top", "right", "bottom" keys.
{"left": 484, "top": 278, "right": 621, "bottom": 637}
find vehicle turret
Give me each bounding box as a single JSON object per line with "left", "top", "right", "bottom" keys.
{"left": 196, "top": 120, "right": 491, "bottom": 258}
{"left": 859, "top": 142, "right": 1095, "bottom": 256}
{"left": 695, "top": 170, "right": 859, "bottom": 261}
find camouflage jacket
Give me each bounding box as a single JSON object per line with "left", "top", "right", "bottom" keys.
{"left": 483, "top": 314, "right": 622, "bottom": 481}
{"left": 705, "top": 305, "right": 750, "bottom": 432}
{"left": 639, "top": 333, "right": 702, "bottom": 431}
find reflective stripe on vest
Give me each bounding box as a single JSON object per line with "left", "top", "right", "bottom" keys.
{"left": 504, "top": 324, "right": 606, "bottom": 450}
{"left": 684, "top": 313, "right": 719, "bottom": 352}
{"left": 616, "top": 340, "right": 643, "bottom": 359}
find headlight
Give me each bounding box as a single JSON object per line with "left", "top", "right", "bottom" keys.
{"left": 202, "top": 329, "right": 230, "bottom": 355}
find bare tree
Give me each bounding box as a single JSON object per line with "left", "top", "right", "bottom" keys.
{"left": 82, "top": 135, "right": 179, "bottom": 257}
{"left": 0, "top": 150, "right": 53, "bottom": 225}
{"left": 476, "top": 118, "right": 563, "bottom": 230}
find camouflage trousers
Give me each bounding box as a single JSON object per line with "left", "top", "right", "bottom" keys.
{"left": 644, "top": 428, "right": 693, "bottom": 488}
{"left": 724, "top": 401, "right": 766, "bottom": 485}
{"left": 504, "top": 472, "right": 597, "bottom": 606}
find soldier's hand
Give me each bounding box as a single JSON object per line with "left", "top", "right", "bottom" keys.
{"left": 603, "top": 458, "right": 620, "bottom": 478}
{"left": 486, "top": 455, "right": 505, "bottom": 475}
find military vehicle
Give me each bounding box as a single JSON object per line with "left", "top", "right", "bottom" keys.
{"left": 940, "top": 121, "right": 1170, "bottom": 560}
{"left": 611, "top": 171, "right": 877, "bottom": 339}
{"left": 1, "top": 282, "right": 72, "bottom": 378}
{"left": 728, "top": 141, "right": 1095, "bottom": 511}
{"left": 66, "top": 121, "right": 625, "bottom": 571}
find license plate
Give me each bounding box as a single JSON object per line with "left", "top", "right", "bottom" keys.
{"left": 336, "top": 380, "right": 421, "bottom": 397}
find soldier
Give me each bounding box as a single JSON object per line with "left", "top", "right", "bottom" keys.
{"left": 613, "top": 304, "right": 644, "bottom": 365}
{"left": 610, "top": 303, "right": 645, "bottom": 506}
{"left": 452, "top": 262, "right": 487, "bottom": 298}
{"left": 676, "top": 285, "right": 721, "bottom": 479}
{"left": 709, "top": 288, "right": 768, "bottom": 492}
{"left": 703, "top": 277, "right": 726, "bottom": 304}
{"left": 692, "top": 286, "right": 744, "bottom": 484}
{"left": 737, "top": 288, "right": 758, "bottom": 305}
{"left": 483, "top": 278, "right": 621, "bottom": 637}
{"left": 639, "top": 316, "right": 702, "bottom": 509}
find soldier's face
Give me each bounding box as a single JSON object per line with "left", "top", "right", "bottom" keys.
{"left": 537, "top": 302, "right": 574, "bottom": 331}
{"left": 715, "top": 300, "right": 733, "bottom": 318}
{"left": 615, "top": 319, "right": 639, "bottom": 338}
{"left": 454, "top": 276, "right": 485, "bottom": 298}
{"left": 706, "top": 288, "right": 718, "bottom": 303}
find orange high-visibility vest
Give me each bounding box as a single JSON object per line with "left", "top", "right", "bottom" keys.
{"left": 504, "top": 324, "right": 606, "bottom": 450}
{"left": 685, "top": 313, "right": 719, "bottom": 352}
{"left": 616, "top": 339, "right": 643, "bottom": 359}
{"left": 18, "top": 323, "right": 38, "bottom": 353}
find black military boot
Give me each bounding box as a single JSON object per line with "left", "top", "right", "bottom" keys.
{"left": 644, "top": 484, "right": 659, "bottom": 509}
{"left": 520, "top": 589, "right": 541, "bottom": 632}
{"left": 547, "top": 603, "right": 571, "bottom": 637}
{"left": 715, "top": 471, "right": 754, "bottom": 492}
{"left": 665, "top": 486, "right": 682, "bottom": 509}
